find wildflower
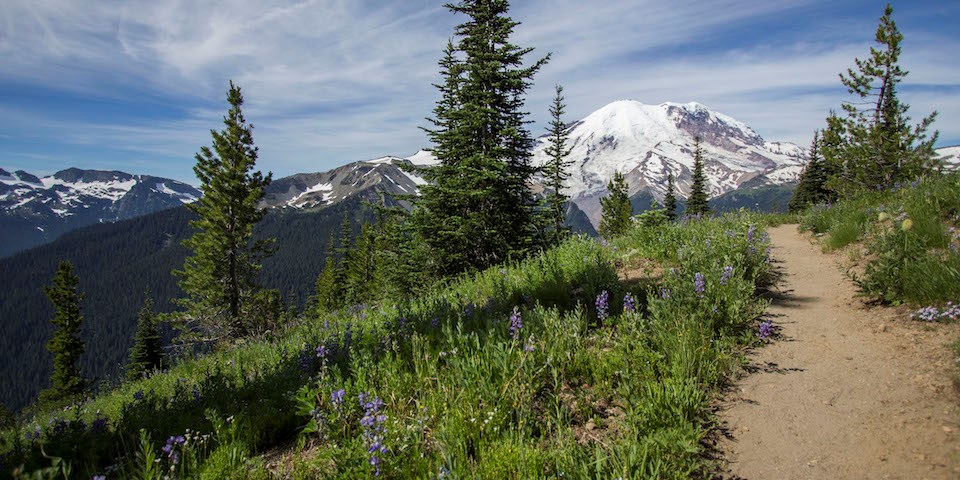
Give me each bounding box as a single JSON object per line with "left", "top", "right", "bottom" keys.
{"left": 694, "top": 273, "right": 706, "bottom": 298}
{"left": 660, "top": 287, "right": 672, "bottom": 299}
{"left": 50, "top": 417, "right": 68, "bottom": 435}
{"left": 509, "top": 307, "right": 523, "bottom": 339}
{"left": 133, "top": 390, "right": 144, "bottom": 401}
{"left": 720, "top": 266, "right": 734, "bottom": 285}
{"left": 901, "top": 218, "right": 913, "bottom": 231}
{"left": 91, "top": 414, "right": 109, "bottom": 434}
{"left": 359, "top": 394, "right": 388, "bottom": 476}
{"left": 331, "top": 389, "right": 346, "bottom": 408}
{"left": 464, "top": 303, "right": 475, "bottom": 319}
{"left": 596, "top": 290, "right": 609, "bottom": 321}
{"left": 758, "top": 321, "right": 773, "bottom": 339}
{"left": 92, "top": 476, "right": 106, "bottom": 480}
{"left": 162, "top": 435, "right": 183, "bottom": 465}
{"left": 623, "top": 293, "right": 636, "bottom": 313}
{"left": 192, "top": 387, "right": 201, "bottom": 404}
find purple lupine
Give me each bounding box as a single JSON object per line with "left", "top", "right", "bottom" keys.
{"left": 720, "top": 266, "right": 734, "bottom": 285}
{"left": 133, "top": 390, "right": 144, "bottom": 401}
{"left": 331, "top": 389, "right": 346, "bottom": 408}
{"left": 359, "top": 394, "right": 388, "bottom": 476}
{"left": 623, "top": 293, "right": 636, "bottom": 313}
{"left": 747, "top": 224, "right": 757, "bottom": 254}
{"left": 50, "top": 418, "right": 68, "bottom": 435}
{"left": 596, "top": 290, "right": 609, "bottom": 321}
{"left": 509, "top": 307, "right": 523, "bottom": 339}
{"left": 660, "top": 287, "right": 672, "bottom": 299}
{"left": 758, "top": 321, "right": 773, "bottom": 339}
{"left": 162, "top": 435, "right": 185, "bottom": 465}
{"left": 92, "top": 475, "right": 106, "bottom": 480}
{"left": 694, "top": 272, "right": 706, "bottom": 298}
{"left": 91, "top": 415, "right": 109, "bottom": 434}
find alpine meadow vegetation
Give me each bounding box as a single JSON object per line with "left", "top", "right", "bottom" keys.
{"left": 0, "top": 211, "right": 774, "bottom": 479}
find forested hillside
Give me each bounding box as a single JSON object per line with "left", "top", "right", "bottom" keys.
{"left": 0, "top": 198, "right": 377, "bottom": 412}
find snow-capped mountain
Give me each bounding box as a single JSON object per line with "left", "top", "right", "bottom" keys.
{"left": 529, "top": 100, "right": 808, "bottom": 224}
{"left": 261, "top": 154, "right": 432, "bottom": 210}
{"left": 938, "top": 145, "right": 960, "bottom": 168}
{"left": 0, "top": 168, "right": 201, "bottom": 257}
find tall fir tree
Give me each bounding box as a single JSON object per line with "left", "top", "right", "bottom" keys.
{"left": 828, "top": 4, "right": 938, "bottom": 194}
{"left": 663, "top": 173, "right": 678, "bottom": 221}
{"left": 174, "top": 81, "right": 273, "bottom": 341}
{"left": 412, "top": 0, "right": 549, "bottom": 276}
{"left": 598, "top": 172, "right": 632, "bottom": 238}
{"left": 686, "top": 137, "right": 711, "bottom": 216}
{"left": 40, "top": 261, "right": 86, "bottom": 404}
{"left": 126, "top": 297, "right": 164, "bottom": 380}
{"left": 539, "top": 84, "right": 574, "bottom": 246}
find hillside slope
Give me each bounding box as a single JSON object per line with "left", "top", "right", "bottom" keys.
{"left": 0, "top": 198, "right": 377, "bottom": 412}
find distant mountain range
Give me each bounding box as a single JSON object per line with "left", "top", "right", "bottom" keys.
{"left": 5, "top": 103, "right": 959, "bottom": 257}
{"left": 0, "top": 168, "right": 200, "bottom": 257}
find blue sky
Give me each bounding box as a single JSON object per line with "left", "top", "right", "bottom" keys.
{"left": 1, "top": 0, "right": 957, "bottom": 184}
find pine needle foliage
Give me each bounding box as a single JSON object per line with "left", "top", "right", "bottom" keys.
{"left": 412, "top": 0, "right": 549, "bottom": 276}
{"left": 686, "top": 137, "right": 711, "bottom": 216}
{"left": 789, "top": 131, "right": 835, "bottom": 213}
{"left": 539, "top": 84, "right": 574, "bottom": 246}
{"left": 824, "top": 4, "right": 939, "bottom": 196}
{"left": 598, "top": 172, "right": 632, "bottom": 238}
{"left": 40, "top": 261, "right": 86, "bottom": 404}
{"left": 126, "top": 297, "right": 164, "bottom": 381}
{"left": 173, "top": 81, "right": 274, "bottom": 342}
{"left": 663, "top": 173, "right": 678, "bottom": 221}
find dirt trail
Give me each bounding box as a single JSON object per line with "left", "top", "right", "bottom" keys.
{"left": 718, "top": 224, "right": 960, "bottom": 479}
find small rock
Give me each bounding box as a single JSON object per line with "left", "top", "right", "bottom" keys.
{"left": 585, "top": 419, "right": 596, "bottom": 431}
{"left": 943, "top": 426, "right": 953, "bottom": 433}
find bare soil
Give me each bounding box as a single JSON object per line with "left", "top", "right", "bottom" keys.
{"left": 718, "top": 224, "right": 960, "bottom": 479}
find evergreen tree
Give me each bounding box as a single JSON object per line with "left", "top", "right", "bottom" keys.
{"left": 40, "top": 261, "right": 86, "bottom": 404}
{"left": 829, "top": 4, "right": 938, "bottom": 194}
{"left": 789, "top": 131, "right": 834, "bottom": 213}
{"left": 663, "top": 173, "right": 678, "bottom": 221}
{"left": 540, "top": 84, "right": 574, "bottom": 246}
{"left": 686, "top": 137, "right": 711, "bottom": 216}
{"left": 126, "top": 297, "right": 164, "bottom": 380}
{"left": 173, "top": 81, "right": 273, "bottom": 341}
{"left": 343, "top": 222, "right": 378, "bottom": 306}
{"left": 314, "top": 260, "right": 340, "bottom": 313}
{"left": 598, "top": 172, "right": 632, "bottom": 238}
{"left": 412, "top": 0, "right": 549, "bottom": 276}
{"left": 372, "top": 203, "right": 424, "bottom": 303}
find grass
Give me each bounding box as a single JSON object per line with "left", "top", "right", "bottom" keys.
{"left": 1, "top": 212, "right": 774, "bottom": 479}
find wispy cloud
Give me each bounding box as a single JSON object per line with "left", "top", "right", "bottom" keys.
{"left": 0, "top": 0, "right": 957, "bottom": 183}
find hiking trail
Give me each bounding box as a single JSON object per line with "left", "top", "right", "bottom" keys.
{"left": 718, "top": 224, "right": 960, "bottom": 479}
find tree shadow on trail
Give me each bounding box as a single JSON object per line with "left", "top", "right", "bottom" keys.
{"left": 760, "top": 288, "right": 818, "bottom": 309}
{"left": 744, "top": 361, "right": 804, "bottom": 375}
